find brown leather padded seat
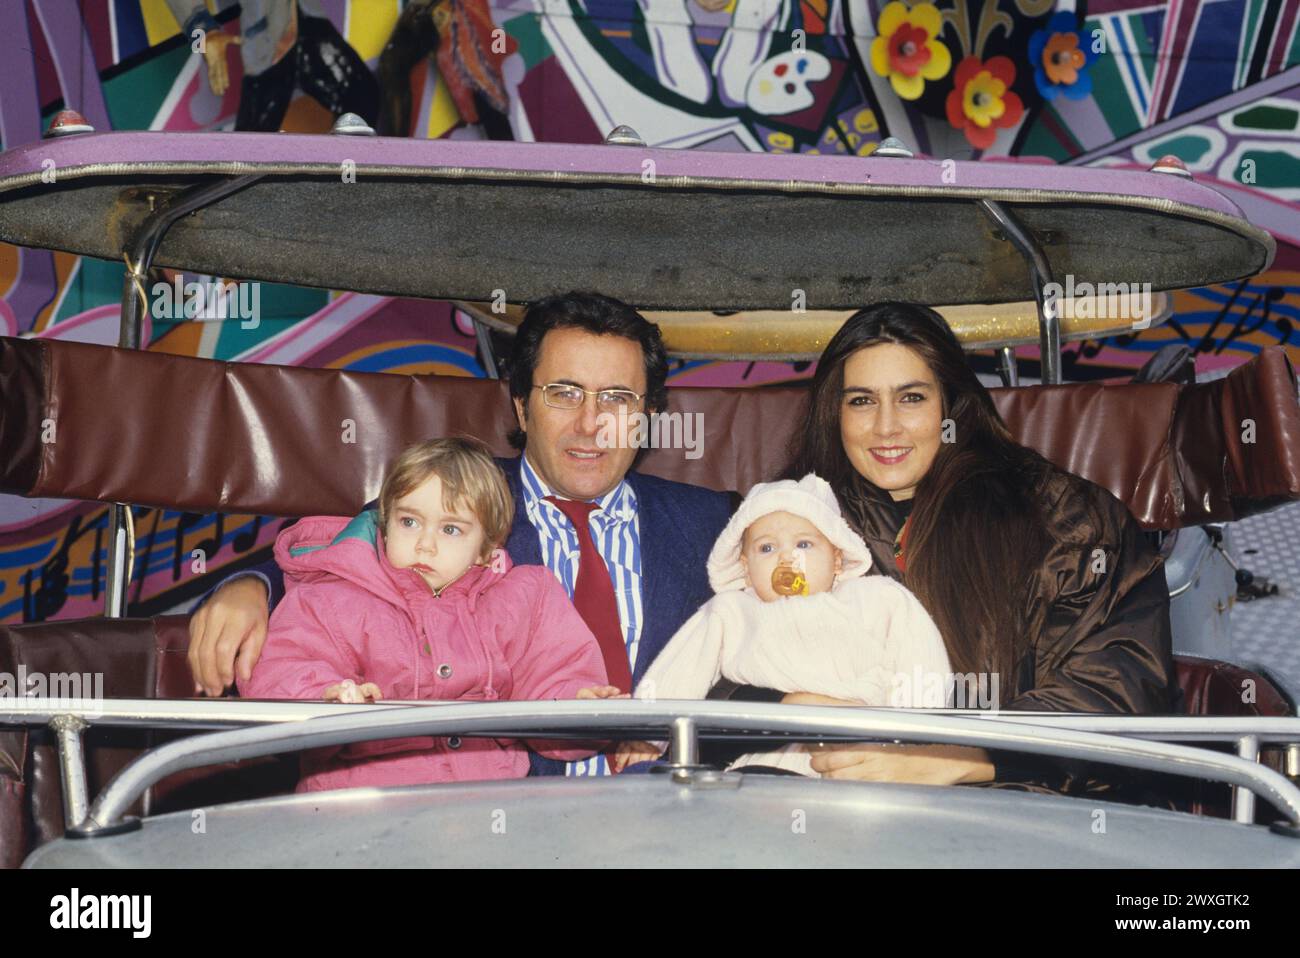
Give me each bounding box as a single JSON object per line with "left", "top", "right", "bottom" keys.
{"left": 0, "top": 614, "right": 1292, "bottom": 866}
{"left": 0, "top": 616, "right": 297, "bottom": 869}
{"left": 1171, "top": 656, "right": 1294, "bottom": 819}
{"left": 1177, "top": 656, "right": 1293, "bottom": 717}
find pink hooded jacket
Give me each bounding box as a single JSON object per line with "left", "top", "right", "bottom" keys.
{"left": 242, "top": 511, "right": 608, "bottom": 792}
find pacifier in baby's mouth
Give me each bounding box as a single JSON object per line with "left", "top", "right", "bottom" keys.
{"left": 771, "top": 549, "right": 808, "bottom": 596}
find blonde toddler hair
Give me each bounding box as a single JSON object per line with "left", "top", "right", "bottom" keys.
{"left": 377, "top": 437, "right": 514, "bottom": 561}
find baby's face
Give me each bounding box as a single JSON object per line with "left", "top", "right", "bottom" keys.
{"left": 384, "top": 475, "right": 489, "bottom": 593}
{"left": 741, "top": 511, "right": 842, "bottom": 602}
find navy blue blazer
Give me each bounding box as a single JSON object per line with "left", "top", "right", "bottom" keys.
{"left": 496, "top": 457, "right": 732, "bottom": 775}
{"left": 236, "top": 457, "right": 733, "bottom": 775}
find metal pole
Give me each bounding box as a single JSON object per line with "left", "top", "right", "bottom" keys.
{"left": 979, "top": 200, "right": 1062, "bottom": 385}
{"left": 105, "top": 174, "right": 264, "bottom": 617}
{"left": 1234, "top": 734, "right": 1260, "bottom": 824}
{"left": 997, "top": 346, "right": 1019, "bottom": 387}
{"left": 49, "top": 714, "right": 89, "bottom": 830}
{"left": 118, "top": 174, "right": 264, "bottom": 349}
{"left": 668, "top": 716, "right": 699, "bottom": 767}
{"left": 103, "top": 504, "right": 133, "bottom": 618}
{"left": 472, "top": 314, "right": 500, "bottom": 379}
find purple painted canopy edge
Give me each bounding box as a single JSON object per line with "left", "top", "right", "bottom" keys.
{"left": 0, "top": 131, "right": 1245, "bottom": 220}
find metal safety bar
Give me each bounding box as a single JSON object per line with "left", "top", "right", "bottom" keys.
{"left": 979, "top": 199, "right": 1062, "bottom": 385}
{"left": 6, "top": 698, "right": 1300, "bottom": 740}
{"left": 13, "top": 700, "right": 1293, "bottom": 837}
{"left": 105, "top": 173, "right": 265, "bottom": 619}
{"left": 1, "top": 697, "right": 400, "bottom": 728}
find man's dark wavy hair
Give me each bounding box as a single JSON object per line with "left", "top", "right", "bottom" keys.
{"left": 505, "top": 291, "right": 670, "bottom": 449}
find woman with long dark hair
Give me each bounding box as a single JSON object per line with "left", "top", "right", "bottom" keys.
{"left": 787, "top": 302, "right": 1178, "bottom": 789}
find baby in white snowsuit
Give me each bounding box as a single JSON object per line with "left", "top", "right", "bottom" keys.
{"left": 615, "top": 474, "right": 952, "bottom": 776}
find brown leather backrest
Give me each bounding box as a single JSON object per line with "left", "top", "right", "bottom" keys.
{"left": 991, "top": 380, "right": 1181, "bottom": 527}
{"left": 2, "top": 336, "right": 1299, "bottom": 528}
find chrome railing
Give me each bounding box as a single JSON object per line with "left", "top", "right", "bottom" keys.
{"left": 2, "top": 698, "right": 1298, "bottom": 836}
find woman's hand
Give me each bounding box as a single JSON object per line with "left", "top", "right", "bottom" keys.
{"left": 781, "top": 692, "right": 860, "bottom": 707}
{"left": 576, "top": 685, "right": 629, "bottom": 699}
{"left": 323, "top": 680, "right": 382, "bottom": 704}
{"left": 808, "top": 743, "right": 995, "bottom": 785}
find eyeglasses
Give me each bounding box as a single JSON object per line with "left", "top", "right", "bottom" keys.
{"left": 534, "top": 383, "right": 644, "bottom": 413}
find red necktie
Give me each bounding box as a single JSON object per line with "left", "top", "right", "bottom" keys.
{"left": 545, "top": 496, "right": 633, "bottom": 693}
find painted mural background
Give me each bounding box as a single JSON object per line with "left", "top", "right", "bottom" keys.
{"left": 1, "top": 0, "right": 1297, "bottom": 622}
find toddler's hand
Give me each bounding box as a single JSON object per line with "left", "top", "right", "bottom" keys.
{"left": 613, "top": 741, "right": 663, "bottom": 772}
{"left": 576, "top": 685, "right": 629, "bottom": 699}
{"left": 324, "top": 679, "right": 383, "bottom": 704}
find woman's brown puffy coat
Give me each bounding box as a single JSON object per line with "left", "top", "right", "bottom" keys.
{"left": 851, "top": 466, "right": 1181, "bottom": 797}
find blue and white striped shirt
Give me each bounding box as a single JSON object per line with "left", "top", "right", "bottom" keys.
{"left": 518, "top": 455, "right": 643, "bottom": 778}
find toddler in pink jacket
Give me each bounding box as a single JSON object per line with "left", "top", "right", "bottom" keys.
{"left": 242, "top": 437, "right": 611, "bottom": 792}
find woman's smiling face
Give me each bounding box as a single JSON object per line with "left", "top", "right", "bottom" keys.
{"left": 839, "top": 343, "right": 945, "bottom": 501}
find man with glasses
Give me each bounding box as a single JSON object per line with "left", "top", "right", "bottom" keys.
{"left": 187, "top": 291, "right": 732, "bottom": 777}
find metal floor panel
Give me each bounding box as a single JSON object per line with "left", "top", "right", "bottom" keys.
{"left": 1227, "top": 501, "right": 1300, "bottom": 702}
